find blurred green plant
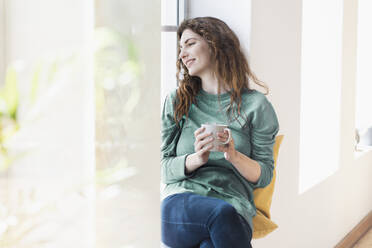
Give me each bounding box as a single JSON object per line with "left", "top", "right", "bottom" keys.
{"left": 0, "top": 54, "right": 76, "bottom": 173}
{"left": 0, "top": 66, "right": 20, "bottom": 172}
{"left": 94, "top": 27, "right": 145, "bottom": 248}
{"left": 0, "top": 67, "right": 19, "bottom": 120}
{"left": 0, "top": 26, "right": 144, "bottom": 247}
{"left": 0, "top": 53, "right": 84, "bottom": 247}
{"left": 94, "top": 27, "right": 142, "bottom": 187}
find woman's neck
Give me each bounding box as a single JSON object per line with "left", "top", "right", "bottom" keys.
{"left": 200, "top": 72, "right": 228, "bottom": 95}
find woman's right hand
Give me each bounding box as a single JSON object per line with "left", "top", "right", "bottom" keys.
{"left": 185, "top": 127, "right": 214, "bottom": 173}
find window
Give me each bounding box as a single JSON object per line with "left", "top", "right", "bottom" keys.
{"left": 95, "top": 0, "right": 160, "bottom": 246}
{"left": 355, "top": 0, "right": 372, "bottom": 150}
{"left": 161, "top": 0, "right": 187, "bottom": 107}
{"left": 299, "top": 0, "right": 343, "bottom": 194}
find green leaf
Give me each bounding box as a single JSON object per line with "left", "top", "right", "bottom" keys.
{"left": 30, "top": 62, "right": 42, "bottom": 103}
{"left": 0, "top": 66, "right": 19, "bottom": 120}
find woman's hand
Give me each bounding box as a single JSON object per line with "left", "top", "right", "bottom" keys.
{"left": 216, "top": 130, "right": 262, "bottom": 183}
{"left": 216, "top": 130, "right": 237, "bottom": 162}
{"left": 193, "top": 126, "right": 214, "bottom": 165}
{"left": 185, "top": 127, "right": 214, "bottom": 174}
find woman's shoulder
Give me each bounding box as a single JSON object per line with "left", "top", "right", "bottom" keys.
{"left": 165, "top": 88, "right": 179, "bottom": 102}
{"left": 162, "top": 88, "right": 180, "bottom": 114}
{"left": 241, "top": 88, "right": 268, "bottom": 106}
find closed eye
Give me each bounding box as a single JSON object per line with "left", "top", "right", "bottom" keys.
{"left": 180, "top": 42, "right": 196, "bottom": 50}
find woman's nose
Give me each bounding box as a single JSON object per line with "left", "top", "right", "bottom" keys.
{"left": 179, "top": 49, "right": 188, "bottom": 60}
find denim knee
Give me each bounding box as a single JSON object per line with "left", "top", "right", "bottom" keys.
{"left": 199, "top": 238, "right": 213, "bottom": 248}
{"left": 161, "top": 194, "right": 178, "bottom": 220}
{"left": 206, "top": 202, "right": 238, "bottom": 226}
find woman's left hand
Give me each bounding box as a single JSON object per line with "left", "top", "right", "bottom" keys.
{"left": 216, "top": 130, "right": 237, "bottom": 162}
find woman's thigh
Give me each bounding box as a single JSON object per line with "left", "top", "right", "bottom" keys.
{"left": 161, "top": 192, "right": 229, "bottom": 248}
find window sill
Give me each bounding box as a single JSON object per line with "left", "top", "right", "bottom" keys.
{"left": 354, "top": 145, "right": 372, "bottom": 159}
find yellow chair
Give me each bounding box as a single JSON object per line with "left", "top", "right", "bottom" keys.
{"left": 252, "top": 135, "right": 284, "bottom": 239}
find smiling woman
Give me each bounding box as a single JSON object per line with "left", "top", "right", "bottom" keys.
{"left": 179, "top": 31, "right": 212, "bottom": 77}
{"left": 161, "top": 16, "right": 280, "bottom": 247}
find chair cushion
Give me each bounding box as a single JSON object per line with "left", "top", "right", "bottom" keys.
{"left": 252, "top": 135, "right": 284, "bottom": 239}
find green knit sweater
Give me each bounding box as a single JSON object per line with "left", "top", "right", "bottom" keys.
{"left": 161, "top": 88, "right": 279, "bottom": 231}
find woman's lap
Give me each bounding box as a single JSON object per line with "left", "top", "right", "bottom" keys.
{"left": 161, "top": 192, "right": 252, "bottom": 248}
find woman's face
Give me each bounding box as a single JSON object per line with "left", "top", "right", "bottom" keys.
{"left": 179, "top": 29, "right": 213, "bottom": 77}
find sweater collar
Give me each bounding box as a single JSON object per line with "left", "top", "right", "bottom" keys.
{"left": 197, "top": 88, "right": 231, "bottom": 102}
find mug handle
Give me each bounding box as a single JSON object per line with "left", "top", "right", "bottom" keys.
{"left": 222, "top": 128, "right": 232, "bottom": 144}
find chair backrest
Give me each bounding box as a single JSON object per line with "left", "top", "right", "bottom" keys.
{"left": 252, "top": 134, "right": 284, "bottom": 239}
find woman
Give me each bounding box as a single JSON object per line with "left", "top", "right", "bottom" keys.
{"left": 161, "top": 17, "right": 279, "bottom": 248}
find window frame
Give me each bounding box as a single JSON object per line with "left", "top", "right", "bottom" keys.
{"left": 161, "top": 0, "right": 188, "bottom": 84}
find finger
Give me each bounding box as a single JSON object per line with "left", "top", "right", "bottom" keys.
{"left": 217, "top": 130, "right": 229, "bottom": 135}
{"left": 200, "top": 136, "right": 214, "bottom": 147}
{"left": 224, "top": 152, "right": 230, "bottom": 161}
{"left": 217, "top": 136, "right": 227, "bottom": 142}
{"left": 195, "top": 136, "right": 214, "bottom": 151}
{"left": 220, "top": 134, "right": 234, "bottom": 145}
{"left": 194, "top": 127, "right": 205, "bottom": 137}
{"left": 217, "top": 136, "right": 229, "bottom": 144}
{"left": 199, "top": 143, "right": 213, "bottom": 154}
{"left": 195, "top": 131, "right": 213, "bottom": 142}
{"left": 217, "top": 132, "right": 228, "bottom": 139}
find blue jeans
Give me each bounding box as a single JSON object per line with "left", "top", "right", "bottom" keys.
{"left": 161, "top": 192, "right": 252, "bottom": 248}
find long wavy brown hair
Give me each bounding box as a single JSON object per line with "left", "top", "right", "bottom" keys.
{"left": 174, "top": 16, "right": 269, "bottom": 126}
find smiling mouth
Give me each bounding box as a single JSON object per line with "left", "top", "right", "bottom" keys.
{"left": 186, "top": 59, "right": 195, "bottom": 67}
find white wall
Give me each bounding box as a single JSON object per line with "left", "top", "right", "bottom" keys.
{"left": 189, "top": 0, "right": 372, "bottom": 247}
{"left": 188, "top": 0, "right": 251, "bottom": 59}
{"left": 251, "top": 0, "right": 372, "bottom": 246}
{"left": 355, "top": 0, "right": 372, "bottom": 131}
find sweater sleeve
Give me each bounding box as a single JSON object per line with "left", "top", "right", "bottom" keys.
{"left": 161, "top": 91, "right": 195, "bottom": 184}
{"left": 249, "top": 96, "right": 279, "bottom": 189}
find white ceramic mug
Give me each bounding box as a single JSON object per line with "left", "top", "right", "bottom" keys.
{"left": 201, "top": 123, "right": 232, "bottom": 152}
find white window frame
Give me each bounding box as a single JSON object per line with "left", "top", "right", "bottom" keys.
{"left": 161, "top": 0, "right": 188, "bottom": 107}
